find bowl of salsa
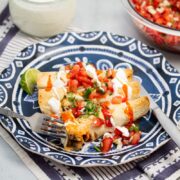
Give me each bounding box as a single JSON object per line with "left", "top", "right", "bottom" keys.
{"left": 122, "top": 0, "right": 180, "bottom": 53}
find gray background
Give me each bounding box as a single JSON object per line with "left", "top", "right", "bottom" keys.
{"left": 0, "top": 0, "right": 179, "bottom": 179}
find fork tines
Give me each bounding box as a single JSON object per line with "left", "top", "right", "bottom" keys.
{"left": 41, "top": 117, "right": 66, "bottom": 138}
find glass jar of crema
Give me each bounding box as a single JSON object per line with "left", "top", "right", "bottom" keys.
{"left": 9, "top": 0, "right": 76, "bottom": 37}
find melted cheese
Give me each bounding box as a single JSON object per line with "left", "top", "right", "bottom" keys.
{"left": 64, "top": 121, "right": 76, "bottom": 126}
{"left": 84, "top": 64, "right": 101, "bottom": 86}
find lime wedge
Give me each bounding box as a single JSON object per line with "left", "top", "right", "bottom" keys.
{"left": 20, "top": 68, "right": 40, "bottom": 95}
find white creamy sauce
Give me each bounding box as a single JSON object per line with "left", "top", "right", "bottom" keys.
{"left": 9, "top": 0, "right": 76, "bottom": 37}
{"left": 57, "top": 67, "right": 68, "bottom": 84}
{"left": 116, "top": 69, "right": 128, "bottom": 83}
{"left": 85, "top": 64, "right": 101, "bottom": 86}
{"left": 52, "top": 87, "right": 60, "bottom": 100}
{"left": 112, "top": 78, "right": 123, "bottom": 95}
{"left": 103, "top": 132, "right": 113, "bottom": 139}
{"left": 116, "top": 126, "right": 130, "bottom": 137}
{"left": 110, "top": 117, "right": 116, "bottom": 127}
{"left": 112, "top": 69, "right": 132, "bottom": 99}
{"left": 53, "top": 67, "right": 68, "bottom": 93}
{"left": 48, "top": 97, "right": 60, "bottom": 114}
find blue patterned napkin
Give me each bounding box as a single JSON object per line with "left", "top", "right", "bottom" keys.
{"left": 0, "top": 5, "right": 179, "bottom": 180}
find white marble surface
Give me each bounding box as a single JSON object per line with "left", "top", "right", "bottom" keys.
{"left": 0, "top": 0, "right": 180, "bottom": 179}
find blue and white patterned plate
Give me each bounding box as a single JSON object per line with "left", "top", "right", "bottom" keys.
{"left": 0, "top": 31, "right": 179, "bottom": 167}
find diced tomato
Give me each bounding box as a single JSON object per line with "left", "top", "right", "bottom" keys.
{"left": 103, "top": 77, "right": 109, "bottom": 83}
{"left": 89, "top": 90, "right": 106, "bottom": 99}
{"left": 111, "top": 96, "right": 122, "bottom": 104}
{"left": 68, "top": 79, "right": 79, "bottom": 92}
{"left": 153, "top": 0, "right": 161, "bottom": 8}
{"left": 107, "top": 81, "right": 114, "bottom": 92}
{"left": 65, "top": 64, "right": 72, "bottom": 70}
{"left": 92, "top": 118, "right": 104, "bottom": 127}
{"left": 105, "top": 119, "right": 113, "bottom": 127}
{"left": 77, "top": 76, "right": 92, "bottom": 84}
{"left": 131, "top": 131, "right": 141, "bottom": 145}
{"left": 72, "top": 106, "right": 82, "bottom": 118}
{"left": 82, "top": 82, "right": 91, "bottom": 88}
{"left": 78, "top": 69, "right": 88, "bottom": 77}
{"left": 113, "top": 134, "right": 120, "bottom": 140}
{"left": 89, "top": 91, "right": 96, "bottom": 99}
{"left": 76, "top": 61, "right": 83, "bottom": 68}
{"left": 70, "top": 64, "right": 80, "bottom": 78}
{"left": 98, "top": 76, "right": 104, "bottom": 82}
{"left": 101, "top": 137, "right": 113, "bottom": 153}
{"left": 102, "top": 108, "right": 113, "bottom": 127}
{"left": 130, "top": 131, "right": 135, "bottom": 137}
{"left": 102, "top": 108, "right": 111, "bottom": 119}
{"left": 114, "top": 127, "right": 130, "bottom": 140}
{"left": 100, "top": 101, "right": 110, "bottom": 109}
{"left": 114, "top": 128, "right": 122, "bottom": 137}
{"left": 132, "top": 0, "right": 180, "bottom": 32}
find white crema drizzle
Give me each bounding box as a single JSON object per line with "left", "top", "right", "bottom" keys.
{"left": 112, "top": 69, "right": 132, "bottom": 99}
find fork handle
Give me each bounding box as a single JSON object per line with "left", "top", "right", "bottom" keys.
{"left": 0, "top": 107, "right": 26, "bottom": 120}
{"left": 153, "top": 107, "right": 180, "bottom": 148}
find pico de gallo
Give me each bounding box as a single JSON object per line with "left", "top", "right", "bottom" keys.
{"left": 132, "top": 0, "right": 180, "bottom": 49}
{"left": 29, "top": 61, "right": 149, "bottom": 153}
{"left": 63, "top": 62, "right": 142, "bottom": 152}
{"left": 132, "top": 0, "right": 180, "bottom": 30}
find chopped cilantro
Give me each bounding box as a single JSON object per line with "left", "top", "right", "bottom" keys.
{"left": 97, "top": 87, "right": 105, "bottom": 94}
{"left": 84, "top": 101, "right": 100, "bottom": 117}
{"left": 94, "top": 145, "right": 101, "bottom": 152}
{"left": 105, "top": 82, "right": 108, "bottom": 87}
{"left": 129, "top": 124, "right": 139, "bottom": 132}
{"left": 83, "top": 88, "right": 93, "bottom": 99}
{"left": 67, "top": 93, "right": 76, "bottom": 107}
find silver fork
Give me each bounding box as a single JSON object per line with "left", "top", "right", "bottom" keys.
{"left": 0, "top": 107, "right": 66, "bottom": 138}
{"left": 141, "top": 86, "right": 180, "bottom": 148}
